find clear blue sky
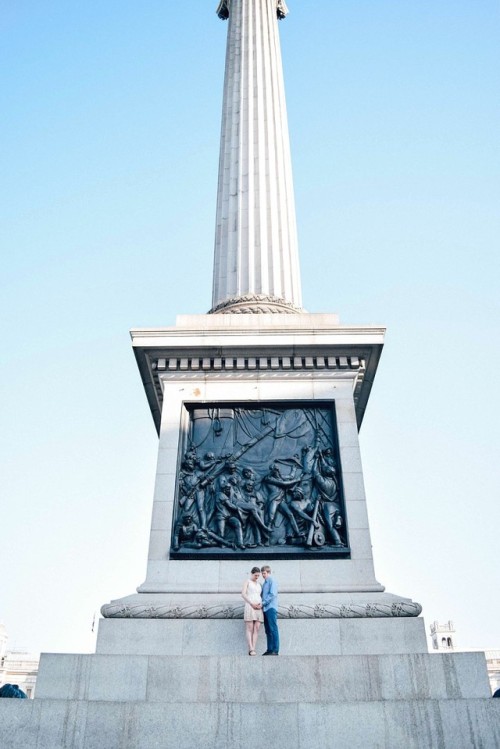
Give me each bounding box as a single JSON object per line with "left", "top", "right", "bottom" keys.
{"left": 1, "top": 1, "right": 499, "bottom": 654}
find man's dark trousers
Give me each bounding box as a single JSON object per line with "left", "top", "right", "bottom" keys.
{"left": 263, "top": 608, "right": 280, "bottom": 653}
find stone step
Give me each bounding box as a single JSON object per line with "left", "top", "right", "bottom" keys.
{"left": 1, "top": 696, "right": 500, "bottom": 749}
{"left": 35, "top": 652, "right": 491, "bottom": 704}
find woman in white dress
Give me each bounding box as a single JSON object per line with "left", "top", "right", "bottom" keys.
{"left": 241, "top": 566, "right": 264, "bottom": 655}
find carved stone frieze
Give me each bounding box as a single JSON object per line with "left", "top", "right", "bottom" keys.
{"left": 101, "top": 601, "right": 423, "bottom": 619}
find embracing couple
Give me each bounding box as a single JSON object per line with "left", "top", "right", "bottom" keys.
{"left": 241, "top": 565, "right": 279, "bottom": 656}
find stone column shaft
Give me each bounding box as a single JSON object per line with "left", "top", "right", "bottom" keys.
{"left": 211, "top": 0, "right": 302, "bottom": 314}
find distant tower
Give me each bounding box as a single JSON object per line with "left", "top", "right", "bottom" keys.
{"left": 430, "top": 620, "right": 456, "bottom": 651}
{"left": 0, "top": 623, "right": 7, "bottom": 663}
{"left": 211, "top": 0, "right": 302, "bottom": 313}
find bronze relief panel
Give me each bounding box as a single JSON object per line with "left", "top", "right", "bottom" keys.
{"left": 171, "top": 402, "right": 350, "bottom": 559}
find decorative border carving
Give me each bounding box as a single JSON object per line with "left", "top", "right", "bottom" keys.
{"left": 101, "top": 601, "right": 422, "bottom": 619}
{"left": 152, "top": 355, "right": 364, "bottom": 374}
{"left": 149, "top": 356, "right": 366, "bottom": 414}
{"left": 209, "top": 294, "right": 302, "bottom": 315}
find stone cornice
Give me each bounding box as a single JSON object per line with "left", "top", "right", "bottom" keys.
{"left": 130, "top": 320, "right": 385, "bottom": 345}
{"left": 130, "top": 317, "right": 384, "bottom": 434}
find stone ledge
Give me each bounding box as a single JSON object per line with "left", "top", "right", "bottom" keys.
{"left": 2, "top": 697, "right": 499, "bottom": 749}
{"left": 35, "top": 652, "right": 491, "bottom": 704}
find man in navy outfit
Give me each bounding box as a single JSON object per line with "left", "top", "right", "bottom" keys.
{"left": 260, "top": 565, "right": 279, "bottom": 655}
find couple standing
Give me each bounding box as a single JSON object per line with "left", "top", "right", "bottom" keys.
{"left": 241, "top": 565, "right": 279, "bottom": 656}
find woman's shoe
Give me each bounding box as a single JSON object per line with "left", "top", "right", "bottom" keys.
{"left": 249, "top": 650, "right": 257, "bottom": 656}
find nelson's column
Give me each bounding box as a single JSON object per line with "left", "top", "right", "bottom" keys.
{"left": 1, "top": 2, "right": 498, "bottom": 747}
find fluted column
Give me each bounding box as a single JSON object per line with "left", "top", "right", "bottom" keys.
{"left": 210, "top": 0, "right": 303, "bottom": 314}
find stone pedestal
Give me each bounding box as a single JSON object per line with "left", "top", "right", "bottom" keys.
{"left": 95, "top": 616, "right": 429, "bottom": 657}
{"left": 3, "top": 314, "right": 496, "bottom": 748}
{"left": 98, "top": 312, "right": 423, "bottom": 662}
{"left": 102, "top": 314, "right": 419, "bottom": 620}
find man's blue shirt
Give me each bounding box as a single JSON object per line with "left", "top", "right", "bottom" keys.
{"left": 261, "top": 575, "right": 278, "bottom": 612}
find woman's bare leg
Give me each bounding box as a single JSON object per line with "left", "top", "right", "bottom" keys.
{"left": 252, "top": 621, "right": 261, "bottom": 651}
{"left": 245, "top": 622, "right": 254, "bottom": 652}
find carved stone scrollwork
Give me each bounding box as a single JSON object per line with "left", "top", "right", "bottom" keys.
{"left": 100, "top": 601, "right": 423, "bottom": 619}
{"left": 171, "top": 403, "right": 349, "bottom": 559}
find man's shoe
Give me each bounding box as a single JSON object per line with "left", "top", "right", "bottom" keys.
{"left": 262, "top": 651, "right": 272, "bottom": 656}
{"left": 270, "top": 652, "right": 279, "bottom": 656}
